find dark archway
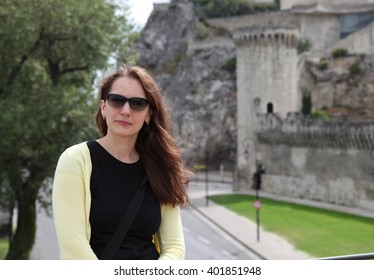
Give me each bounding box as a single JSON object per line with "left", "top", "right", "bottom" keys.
{"left": 267, "top": 102, "right": 274, "bottom": 113}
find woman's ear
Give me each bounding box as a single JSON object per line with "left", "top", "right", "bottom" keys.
{"left": 100, "top": 99, "right": 106, "bottom": 120}
{"left": 145, "top": 111, "right": 152, "bottom": 125}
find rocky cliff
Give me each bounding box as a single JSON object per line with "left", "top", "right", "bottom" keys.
{"left": 138, "top": 1, "right": 237, "bottom": 169}
{"left": 300, "top": 53, "right": 374, "bottom": 122}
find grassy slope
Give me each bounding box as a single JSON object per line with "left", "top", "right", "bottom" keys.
{"left": 210, "top": 194, "right": 374, "bottom": 258}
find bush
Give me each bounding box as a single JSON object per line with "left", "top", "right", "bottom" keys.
{"left": 195, "top": 21, "right": 231, "bottom": 40}
{"left": 349, "top": 62, "right": 361, "bottom": 76}
{"left": 221, "top": 57, "right": 236, "bottom": 72}
{"left": 195, "top": 22, "right": 210, "bottom": 40}
{"left": 331, "top": 48, "right": 348, "bottom": 58}
{"left": 311, "top": 109, "right": 330, "bottom": 121}
{"left": 297, "top": 38, "right": 312, "bottom": 54}
{"left": 318, "top": 59, "right": 329, "bottom": 70}
{"left": 163, "top": 52, "right": 184, "bottom": 73}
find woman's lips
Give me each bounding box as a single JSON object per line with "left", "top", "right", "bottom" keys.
{"left": 115, "top": 120, "right": 132, "bottom": 126}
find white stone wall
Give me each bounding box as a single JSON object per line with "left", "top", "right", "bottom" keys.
{"left": 208, "top": 8, "right": 374, "bottom": 54}
{"left": 258, "top": 143, "right": 374, "bottom": 211}
{"left": 236, "top": 46, "right": 258, "bottom": 188}
{"left": 281, "top": 0, "right": 373, "bottom": 10}
{"left": 234, "top": 28, "right": 300, "bottom": 118}
{"left": 330, "top": 21, "right": 374, "bottom": 54}
{"left": 299, "top": 14, "right": 340, "bottom": 51}
{"left": 234, "top": 28, "right": 300, "bottom": 189}
{"left": 187, "top": 37, "right": 235, "bottom": 55}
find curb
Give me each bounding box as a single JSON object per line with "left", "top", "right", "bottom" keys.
{"left": 189, "top": 202, "right": 266, "bottom": 260}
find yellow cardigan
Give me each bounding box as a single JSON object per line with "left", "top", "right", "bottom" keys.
{"left": 52, "top": 142, "right": 185, "bottom": 260}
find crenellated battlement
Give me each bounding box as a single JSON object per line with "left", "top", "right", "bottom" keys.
{"left": 256, "top": 113, "right": 374, "bottom": 149}
{"left": 233, "top": 27, "right": 299, "bottom": 48}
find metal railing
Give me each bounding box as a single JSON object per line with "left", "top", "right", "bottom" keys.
{"left": 317, "top": 252, "right": 374, "bottom": 260}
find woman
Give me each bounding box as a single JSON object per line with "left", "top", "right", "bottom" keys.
{"left": 52, "top": 64, "right": 190, "bottom": 260}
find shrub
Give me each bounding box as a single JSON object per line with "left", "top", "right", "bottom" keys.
{"left": 311, "top": 109, "right": 330, "bottom": 121}
{"left": 331, "top": 48, "right": 348, "bottom": 58}
{"left": 318, "top": 59, "right": 329, "bottom": 70}
{"left": 195, "top": 22, "right": 210, "bottom": 40}
{"left": 164, "top": 52, "right": 184, "bottom": 73}
{"left": 195, "top": 21, "right": 230, "bottom": 40}
{"left": 349, "top": 62, "right": 361, "bottom": 76}
{"left": 221, "top": 57, "right": 236, "bottom": 72}
{"left": 297, "top": 38, "right": 312, "bottom": 54}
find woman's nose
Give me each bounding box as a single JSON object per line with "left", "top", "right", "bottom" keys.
{"left": 120, "top": 101, "right": 131, "bottom": 115}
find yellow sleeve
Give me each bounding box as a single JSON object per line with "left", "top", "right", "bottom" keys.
{"left": 52, "top": 144, "right": 98, "bottom": 260}
{"left": 157, "top": 204, "right": 185, "bottom": 260}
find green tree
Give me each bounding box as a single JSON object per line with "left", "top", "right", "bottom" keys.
{"left": 0, "top": 0, "right": 138, "bottom": 259}
{"left": 191, "top": 0, "right": 280, "bottom": 18}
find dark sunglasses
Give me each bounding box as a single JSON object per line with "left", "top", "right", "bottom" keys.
{"left": 106, "top": 93, "right": 149, "bottom": 111}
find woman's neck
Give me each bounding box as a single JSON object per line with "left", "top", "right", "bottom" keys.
{"left": 97, "top": 134, "right": 139, "bottom": 163}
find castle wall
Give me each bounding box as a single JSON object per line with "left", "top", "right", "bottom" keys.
{"left": 299, "top": 14, "right": 340, "bottom": 51}
{"left": 192, "top": 1, "right": 374, "bottom": 211}
{"left": 258, "top": 144, "right": 374, "bottom": 211}
{"left": 281, "top": 0, "right": 374, "bottom": 10}
{"left": 187, "top": 36, "right": 235, "bottom": 55}
{"left": 236, "top": 45, "right": 258, "bottom": 189}
{"left": 330, "top": 21, "right": 374, "bottom": 54}
{"left": 234, "top": 28, "right": 300, "bottom": 118}
{"left": 255, "top": 113, "right": 374, "bottom": 212}
{"left": 234, "top": 28, "right": 300, "bottom": 189}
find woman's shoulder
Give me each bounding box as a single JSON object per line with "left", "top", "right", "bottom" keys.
{"left": 58, "top": 141, "right": 90, "bottom": 164}
{"left": 61, "top": 141, "right": 89, "bottom": 155}
{"left": 55, "top": 141, "right": 92, "bottom": 175}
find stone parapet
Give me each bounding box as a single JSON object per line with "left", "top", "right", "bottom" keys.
{"left": 233, "top": 27, "right": 299, "bottom": 48}
{"left": 207, "top": 12, "right": 300, "bottom": 33}
{"left": 256, "top": 113, "right": 374, "bottom": 149}
{"left": 187, "top": 36, "right": 235, "bottom": 55}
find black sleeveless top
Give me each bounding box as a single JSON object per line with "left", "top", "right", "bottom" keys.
{"left": 87, "top": 141, "right": 161, "bottom": 260}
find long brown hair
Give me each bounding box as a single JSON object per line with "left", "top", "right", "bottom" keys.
{"left": 96, "top": 64, "right": 190, "bottom": 207}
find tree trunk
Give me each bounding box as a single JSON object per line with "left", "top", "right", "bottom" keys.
{"left": 5, "top": 185, "right": 37, "bottom": 260}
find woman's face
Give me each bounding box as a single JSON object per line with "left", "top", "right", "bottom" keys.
{"left": 100, "top": 76, "right": 151, "bottom": 140}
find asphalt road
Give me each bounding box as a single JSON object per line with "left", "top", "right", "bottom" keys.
{"left": 182, "top": 207, "right": 258, "bottom": 260}
{"left": 30, "top": 203, "right": 257, "bottom": 260}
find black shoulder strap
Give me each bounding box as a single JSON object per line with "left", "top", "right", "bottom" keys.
{"left": 100, "top": 174, "right": 148, "bottom": 260}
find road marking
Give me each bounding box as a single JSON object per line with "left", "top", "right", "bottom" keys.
{"left": 221, "top": 249, "right": 234, "bottom": 259}
{"left": 197, "top": 235, "right": 210, "bottom": 245}
{"left": 181, "top": 207, "right": 263, "bottom": 260}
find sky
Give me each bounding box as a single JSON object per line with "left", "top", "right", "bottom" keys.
{"left": 126, "top": 0, "right": 171, "bottom": 29}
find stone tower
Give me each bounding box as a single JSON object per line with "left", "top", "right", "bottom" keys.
{"left": 233, "top": 27, "right": 300, "bottom": 189}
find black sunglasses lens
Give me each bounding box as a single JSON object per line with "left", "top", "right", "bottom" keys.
{"left": 107, "top": 94, "right": 149, "bottom": 111}
{"left": 129, "top": 98, "right": 149, "bottom": 111}
{"left": 107, "top": 95, "right": 126, "bottom": 109}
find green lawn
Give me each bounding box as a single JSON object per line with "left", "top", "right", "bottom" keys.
{"left": 209, "top": 194, "right": 374, "bottom": 258}
{"left": 0, "top": 238, "right": 8, "bottom": 260}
